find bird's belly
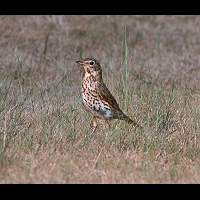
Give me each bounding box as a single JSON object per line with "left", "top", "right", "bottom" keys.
{"left": 82, "top": 94, "right": 113, "bottom": 120}
{"left": 99, "top": 105, "right": 113, "bottom": 119}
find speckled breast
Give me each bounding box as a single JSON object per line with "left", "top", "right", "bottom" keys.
{"left": 81, "top": 78, "right": 113, "bottom": 119}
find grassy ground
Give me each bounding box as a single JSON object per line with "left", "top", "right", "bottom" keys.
{"left": 1, "top": 15, "right": 200, "bottom": 183}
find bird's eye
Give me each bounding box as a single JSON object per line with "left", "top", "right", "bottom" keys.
{"left": 89, "top": 61, "right": 94, "bottom": 65}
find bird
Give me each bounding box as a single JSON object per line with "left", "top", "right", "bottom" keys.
{"left": 76, "top": 57, "right": 141, "bottom": 134}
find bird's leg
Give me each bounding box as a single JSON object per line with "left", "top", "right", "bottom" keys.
{"left": 90, "top": 116, "right": 98, "bottom": 135}
{"left": 82, "top": 116, "right": 97, "bottom": 146}
{"left": 103, "top": 120, "right": 111, "bottom": 140}
{"left": 105, "top": 120, "right": 111, "bottom": 129}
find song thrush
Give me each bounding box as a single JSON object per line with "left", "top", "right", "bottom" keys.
{"left": 76, "top": 57, "right": 141, "bottom": 134}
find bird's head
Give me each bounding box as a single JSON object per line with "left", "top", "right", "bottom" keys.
{"left": 76, "top": 58, "right": 102, "bottom": 80}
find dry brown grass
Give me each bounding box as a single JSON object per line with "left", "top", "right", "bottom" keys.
{"left": 1, "top": 15, "right": 200, "bottom": 183}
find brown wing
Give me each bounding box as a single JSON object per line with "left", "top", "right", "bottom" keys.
{"left": 98, "top": 82, "right": 121, "bottom": 111}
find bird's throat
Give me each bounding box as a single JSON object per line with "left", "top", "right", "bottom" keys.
{"left": 83, "top": 71, "right": 102, "bottom": 82}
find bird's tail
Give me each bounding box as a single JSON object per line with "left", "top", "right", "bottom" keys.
{"left": 124, "top": 116, "right": 142, "bottom": 128}
{"left": 117, "top": 111, "right": 142, "bottom": 128}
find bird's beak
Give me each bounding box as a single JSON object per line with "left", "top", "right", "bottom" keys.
{"left": 76, "top": 60, "right": 84, "bottom": 65}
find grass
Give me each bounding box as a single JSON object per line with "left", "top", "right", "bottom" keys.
{"left": 0, "top": 15, "right": 200, "bottom": 183}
